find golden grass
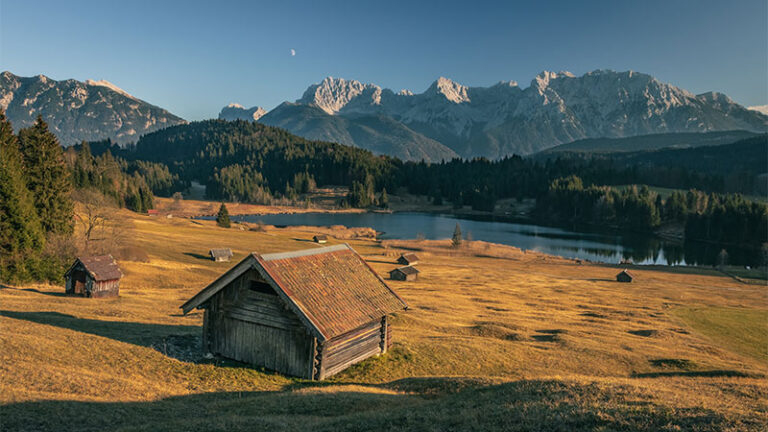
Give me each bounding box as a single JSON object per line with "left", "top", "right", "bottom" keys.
{"left": 1, "top": 209, "right": 766, "bottom": 430}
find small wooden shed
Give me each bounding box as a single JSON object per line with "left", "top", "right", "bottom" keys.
{"left": 180, "top": 244, "right": 408, "bottom": 380}
{"left": 209, "top": 248, "right": 233, "bottom": 262}
{"left": 64, "top": 255, "right": 123, "bottom": 298}
{"left": 313, "top": 234, "right": 328, "bottom": 244}
{"left": 390, "top": 266, "right": 419, "bottom": 281}
{"left": 397, "top": 253, "right": 420, "bottom": 266}
{"left": 616, "top": 269, "right": 633, "bottom": 283}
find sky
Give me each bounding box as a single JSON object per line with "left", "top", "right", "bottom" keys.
{"left": 1, "top": 0, "right": 766, "bottom": 120}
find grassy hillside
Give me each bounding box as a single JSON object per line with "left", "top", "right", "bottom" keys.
{"left": 1, "top": 209, "right": 766, "bottom": 431}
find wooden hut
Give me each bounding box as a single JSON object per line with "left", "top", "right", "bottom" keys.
{"left": 209, "top": 248, "right": 233, "bottom": 262}
{"left": 64, "top": 255, "right": 122, "bottom": 298}
{"left": 389, "top": 266, "right": 419, "bottom": 281}
{"left": 313, "top": 234, "right": 328, "bottom": 244}
{"left": 397, "top": 253, "right": 420, "bottom": 266}
{"left": 180, "top": 244, "right": 408, "bottom": 380}
{"left": 616, "top": 269, "right": 633, "bottom": 283}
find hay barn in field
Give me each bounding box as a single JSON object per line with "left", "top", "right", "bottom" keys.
{"left": 616, "top": 269, "right": 633, "bottom": 283}
{"left": 64, "top": 255, "right": 123, "bottom": 298}
{"left": 180, "top": 244, "right": 408, "bottom": 380}
{"left": 209, "top": 248, "right": 233, "bottom": 262}
{"left": 397, "top": 253, "right": 420, "bottom": 266}
{"left": 390, "top": 266, "right": 419, "bottom": 281}
{"left": 313, "top": 234, "right": 328, "bottom": 244}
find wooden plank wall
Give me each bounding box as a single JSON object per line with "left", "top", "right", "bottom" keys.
{"left": 207, "top": 269, "right": 313, "bottom": 378}
{"left": 317, "top": 319, "right": 383, "bottom": 379}
{"left": 91, "top": 280, "right": 119, "bottom": 298}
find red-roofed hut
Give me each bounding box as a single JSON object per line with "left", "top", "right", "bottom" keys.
{"left": 180, "top": 244, "right": 408, "bottom": 380}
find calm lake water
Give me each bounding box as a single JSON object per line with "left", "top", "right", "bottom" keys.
{"left": 232, "top": 212, "right": 758, "bottom": 267}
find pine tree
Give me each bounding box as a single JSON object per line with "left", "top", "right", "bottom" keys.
{"left": 452, "top": 222, "right": 462, "bottom": 248}
{"left": 18, "top": 115, "right": 74, "bottom": 234}
{"left": 216, "top": 203, "right": 231, "bottom": 228}
{"left": 379, "top": 188, "right": 388, "bottom": 208}
{"left": 0, "top": 110, "right": 45, "bottom": 280}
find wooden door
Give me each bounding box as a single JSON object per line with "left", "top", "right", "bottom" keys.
{"left": 72, "top": 270, "right": 86, "bottom": 295}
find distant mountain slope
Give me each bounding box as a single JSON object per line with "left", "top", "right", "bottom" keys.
{"left": 0, "top": 71, "right": 185, "bottom": 145}
{"left": 227, "top": 70, "right": 768, "bottom": 160}
{"left": 259, "top": 102, "right": 458, "bottom": 162}
{"left": 614, "top": 135, "right": 768, "bottom": 176}
{"left": 538, "top": 130, "right": 760, "bottom": 154}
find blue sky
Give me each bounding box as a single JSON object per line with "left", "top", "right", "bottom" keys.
{"left": 2, "top": 0, "right": 766, "bottom": 120}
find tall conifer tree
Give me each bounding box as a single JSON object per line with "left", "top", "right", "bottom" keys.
{"left": 0, "top": 110, "right": 45, "bottom": 279}
{"left": 18, "top": 115, "right": 74, "bottom": 234}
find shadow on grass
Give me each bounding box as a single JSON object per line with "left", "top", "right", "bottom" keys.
{"left": 0, "top": 286, "right": 67, "bottom": 297}
{"left": 183, "top": 252, "right": 213, "bottom": 261}
{"left": 632, "top": 370, "right": 762, "bottom": 378}
{"left": 0, "top": 310, "right": 199, "bottom": 361}
{"left": 1, "top": 378, "right": 736, "bottom": 432}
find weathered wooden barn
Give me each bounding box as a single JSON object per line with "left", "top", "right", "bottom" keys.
{"left": 397, "top": 253, "right": 420, "bottom": 266}
{"left": 390, "top": 266, "right": 419, "bottom": 281}
{"left": 64, "top": 255, "right": 123, "bottom": 298}
{"left": 313, "top": 234, "right": 328, "bottom": 244}
{"left": 180, "top": 244, "right": 408, "bottom": 380}
{"left": 616, "top": 269, "right": 633, "bottom": 283}
{"left": 209, "top": 248, "right": 233, "bottom": 262}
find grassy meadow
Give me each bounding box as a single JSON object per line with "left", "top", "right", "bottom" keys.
{"left": 1, "top": 207, "right": 766, "bottom": 431}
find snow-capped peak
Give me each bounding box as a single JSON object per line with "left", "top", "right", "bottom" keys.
{"left": 748, "top": 105, "right": 768, "bottom": 116}
{"left": 298, "top": 76, "right": 381, "bottom": 114}
{"left": 532, "top": 70, "right": 575, "bottom": 89}
{"left": 86, "top": 79, "right": 136, "bottom": 100}
{"left": 227, "top": 103, "right": 244, "bottom": 109}
{"left": 429, "top": 77, "right": 470, "bottom": 103}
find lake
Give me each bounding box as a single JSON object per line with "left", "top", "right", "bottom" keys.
{"left": 232, "top": 212, "right": 758, "bottom": 267}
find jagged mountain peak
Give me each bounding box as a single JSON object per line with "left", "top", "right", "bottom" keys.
{"left": 298, "top": 76, "right": 381, "bottom": 114}
{"left": 426, "top": 76, "right": 471, "bottom": 103}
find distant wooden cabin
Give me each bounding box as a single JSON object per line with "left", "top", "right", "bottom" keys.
{"left": 397, "top": 253, "right": 420, "bottom": 266}
{"left": 390, "top": 266, "right": 419, "bottom": 281}
{"left": 180, "top": 244, "right": 408, "bottom": 380}
{"left": 147, "top": 209, "right": 159, "bottom": 216}
{"left": 313, "top": 234, "right": 328, "bottom": 244}
{"left": 616, "top": 269, "right": 633, "bottom": 283}
{"left": 209, "top": 248, "right": 233, "bottom": 262}
{"left": 64, "top": 255, "right": 123, "bottom": 298}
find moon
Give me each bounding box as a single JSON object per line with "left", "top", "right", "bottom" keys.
{"left": 290, "top": 49, "right": 296, "bottom": 57}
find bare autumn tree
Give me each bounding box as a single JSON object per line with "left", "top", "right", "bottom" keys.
{"left": 73, "top": 189, "right": 129, "bottom": 255}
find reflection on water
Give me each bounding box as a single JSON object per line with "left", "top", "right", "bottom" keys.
{"left": 232, "top": 212, "right": 759, "bottom": 267}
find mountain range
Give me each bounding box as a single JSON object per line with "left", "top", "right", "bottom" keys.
{"left": 224, "top": 70, "right": 767, "bottom": 161}
{"left": 0, "top": 69, "right": 765, "bottom": 160}
{"left": 0, "top": 71, "right": 185, "bottom": 145}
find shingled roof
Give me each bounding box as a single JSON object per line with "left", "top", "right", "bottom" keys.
{"left": 67, "top": 255, "right": 123, "bottom": 282}
{"left": 209, "top": 248, "right": 233, "bottom": 259}
{"left": 181, "top": 244, "right": 408, "bottom": 340}
{"left": 392, "top": 265, "right": 419, "bottom": 276}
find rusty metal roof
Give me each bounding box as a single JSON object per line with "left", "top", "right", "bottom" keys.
{"left": 68, "top": 255, "right": 123, "bottom": 281}
{"left": 180, "top": 244, "right": 408, "bottom": 341}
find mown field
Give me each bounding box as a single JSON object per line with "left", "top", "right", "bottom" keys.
{"left": 1, "top": 208, "right": 766, "bottom": 431}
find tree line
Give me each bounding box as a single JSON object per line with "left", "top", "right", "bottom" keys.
{"left": 534, "top": 176, "right": 767, "bottom": 246}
